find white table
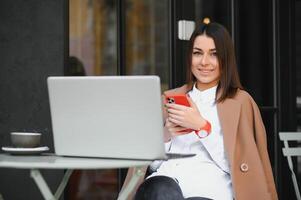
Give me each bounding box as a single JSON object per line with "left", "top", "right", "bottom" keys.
{"left": 0, "top": 153, "right": 150, "bottom": 200}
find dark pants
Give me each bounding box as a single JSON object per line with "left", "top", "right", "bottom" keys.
{"left": 134, "top": 176, "right": 213, "bottom": 200}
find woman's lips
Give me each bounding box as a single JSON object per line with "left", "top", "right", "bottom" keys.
{"left": 198, "top": 68, "right": 213, "bottom": 75}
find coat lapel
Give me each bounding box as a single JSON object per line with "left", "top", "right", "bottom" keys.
{"left": 217, "top": 98, "right": 241, "bottom": 164}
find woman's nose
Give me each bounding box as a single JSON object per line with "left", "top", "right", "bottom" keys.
{"left": 201, "top": 54, "right": 209, "bottom": 65}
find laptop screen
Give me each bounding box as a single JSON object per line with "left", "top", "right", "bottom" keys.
{"left": 47, "top": 76, "right": 166, "bottom": 160}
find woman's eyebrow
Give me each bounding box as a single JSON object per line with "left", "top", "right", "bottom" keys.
{"left": 193, "top": 47, "right": 203, "bottom": 51}
{"left": 193, "top": 47, "right": 216, "bottom": 52}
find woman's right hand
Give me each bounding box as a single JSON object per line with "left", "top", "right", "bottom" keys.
{"left": 163, "top": 118, "right": 191, "bottom": 142}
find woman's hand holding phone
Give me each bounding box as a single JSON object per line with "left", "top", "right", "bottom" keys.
{"left": 165, "top": 94, "right": 206, "bottom": 135}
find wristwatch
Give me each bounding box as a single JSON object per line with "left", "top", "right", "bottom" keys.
{"left": 195, "top": 120, "right": 211, "bottom": 138}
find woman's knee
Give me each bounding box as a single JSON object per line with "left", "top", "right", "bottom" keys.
{"left": 135, "top": 176, "right": 184, "bottom": 200}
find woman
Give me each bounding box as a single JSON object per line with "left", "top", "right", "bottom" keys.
{"left": 122, "top": 20, "right": 278, "bottom": 200}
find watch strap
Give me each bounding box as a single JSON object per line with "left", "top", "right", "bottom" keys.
{"left": 195, "top": 120, "right": 211, "bottom": 138}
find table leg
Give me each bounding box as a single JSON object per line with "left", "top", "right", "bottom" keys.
{"left": 117, "top": 166, "right": 145, "bottom": 200}
{"left": 30, "top": 169, "right": 55, "bottom": 200}
{"left": 30, "top": 169, "right": 73, "bottom": 200}
{"left": 54, "top": 169, "right": 73, "bottom": 199}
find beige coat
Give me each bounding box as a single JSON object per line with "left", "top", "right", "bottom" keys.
{"left": 123, "top": 85, "right": 278, "bottom": 200}
{"left": 163, "top": 85, "right": 278, "bottom": 200}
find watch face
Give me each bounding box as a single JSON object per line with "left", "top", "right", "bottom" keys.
{"left": 198, "top": 130, "right": 209, "bottom": 138}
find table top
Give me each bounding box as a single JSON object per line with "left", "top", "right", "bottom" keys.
{"left": 0, "top": 153, "right": 151, "bottom": 169}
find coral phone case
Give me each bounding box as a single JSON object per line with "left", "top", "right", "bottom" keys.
{"left": 165, "top": 94, "right": 190, "bottom": 107}
{"left": 165, "top": 94, "right": 193, "bottom": 133}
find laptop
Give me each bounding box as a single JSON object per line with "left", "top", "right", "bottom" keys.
{"left": 47, "top": 76, "right": 195, "bottom": 160}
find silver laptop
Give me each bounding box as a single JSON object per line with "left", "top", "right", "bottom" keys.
{"left": 47, "top": 76, "right": 195, "bottom": 160}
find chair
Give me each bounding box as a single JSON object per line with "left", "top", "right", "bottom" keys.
{"left": 279, "top": 132, "right": 301, "bottom": 200}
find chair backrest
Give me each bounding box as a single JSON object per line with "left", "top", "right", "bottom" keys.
{"left": 279, "top": 132, "right": 301, "bottom": 200}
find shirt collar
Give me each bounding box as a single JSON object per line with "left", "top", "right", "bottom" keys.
{"left": 190, "top": 84, "right": 217, "bottom": 104}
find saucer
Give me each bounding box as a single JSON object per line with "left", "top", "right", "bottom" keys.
{"left": 1, "top": 146, "right": 49, "bottom": 155}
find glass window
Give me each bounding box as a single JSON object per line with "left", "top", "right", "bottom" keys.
{"left": 69, "top": 0, "right": 117, "bottom": 76}
{"left": 125, "top": 0, "right": 170, "bottom": 91}
{"left": 68, "top": 1, "right": 118, "bottom": 199}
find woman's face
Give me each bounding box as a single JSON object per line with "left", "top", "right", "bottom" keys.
{"left": 191, "top": 34, "right": 220, "bottom": 91}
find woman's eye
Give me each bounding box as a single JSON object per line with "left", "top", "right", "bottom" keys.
{"left": 210, "top": 52, "right": 217, "bottom": 57}
{"left": 193, "top": 51, "right": 201, "bottom": 55}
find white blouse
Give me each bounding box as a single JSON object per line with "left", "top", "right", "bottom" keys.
{"left": 149, "top": 85, "right": 233, "bottom": 200}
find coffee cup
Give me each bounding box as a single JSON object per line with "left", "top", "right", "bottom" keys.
{"left": 10, "top": 132, "right": 41, "bottom": 148}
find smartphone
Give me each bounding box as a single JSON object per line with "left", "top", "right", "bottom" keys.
{"left": 165, "top": 94, "right": 193, "bottom": 133}
{"left": 165, "top": 94, "right": 190, "bottom": 107}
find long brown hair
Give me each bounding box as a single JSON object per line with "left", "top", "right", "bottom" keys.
{"left": 186, "top": 21, "right": 242, "bottom": 102}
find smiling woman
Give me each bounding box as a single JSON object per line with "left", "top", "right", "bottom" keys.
{"left": 186, "top": 21, "right": 241, "bottom": 103}
{"left": 190, "top": 35, "right": 220, "bottom": 90}
{"left": 123, "top": 21, "right": 278, "bottom": 200}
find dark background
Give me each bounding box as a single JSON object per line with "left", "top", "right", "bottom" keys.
{"left": 0, "top": 0, "right": 65, "bottom": 199}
